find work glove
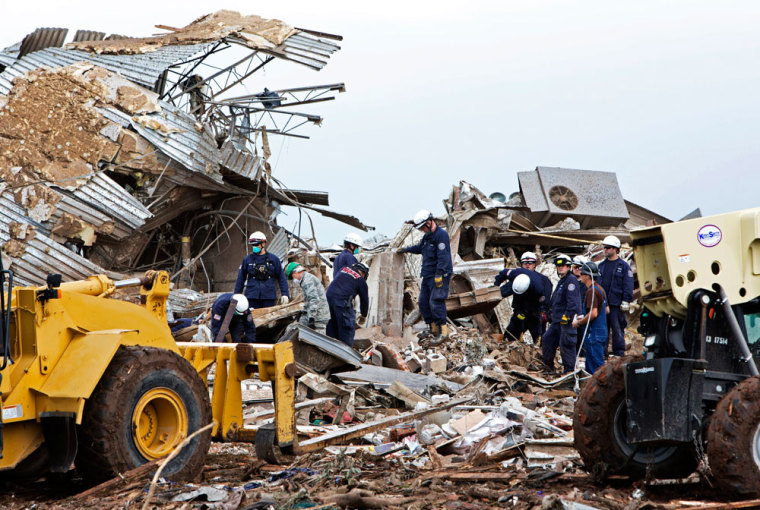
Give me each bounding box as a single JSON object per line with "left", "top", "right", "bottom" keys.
{"left": 280, "top": 296, "right": 289, "bottom": 305}
{"left": 396, "top": 247, "right": 405, "bottom": 254}
{"left": 516, "top": 313, "right": 526, "bottom": 321}
{"left": 308, "top": 317, "right": 316, "bottom": 329}
{"left": 559, "top": 314, "right": 570, "bottom": 325}
{"left": 434, "top": 275, "right": 443, "bottom": 288}
{"left": 572, "top": 314, "right": 584, "bottom": 328}
{"left": 620, "top": 301, "right": 630, "bottom": 312}
{"left": 357, "top": 315, "right": 367, "bottom": 327}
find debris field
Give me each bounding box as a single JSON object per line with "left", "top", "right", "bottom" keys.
{"left": 0, "top": 9, "right": 756, "bottom": 510}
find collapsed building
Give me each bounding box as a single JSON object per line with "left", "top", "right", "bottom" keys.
{"left": 0, "top": 11, "right": 371, "bottom": 298}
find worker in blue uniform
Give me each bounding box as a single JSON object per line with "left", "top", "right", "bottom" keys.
{"left": 542, "top": 254, "right": 582, "bottom": 374}
{"left": 597, "top": 235, "right": 634, "bottom": 357}
{"left": 518, "top": 251, "right": 553, "bottom": 335}
{"left": 325, "top": 262, "right": 369, "bottom": 347}
{"left": 234, "top": 231, "right": 290, "bottom": 309}
{"left": 573, "top": 262, "right": 608, "bottom": 374}
{"left": 333, "top": 232, "right": 362, "bottom": 278}
{"left": 494, "top": 266, "right": 550, "bottom": 343}
{"left": 397, "top": 209, "right": 453, "bottom": 343}
{"left": 210, "top": 293, "right": 256, "bottom": 343}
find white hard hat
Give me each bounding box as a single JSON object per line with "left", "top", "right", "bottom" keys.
{"left": 413, "top": 209, "right": 433, "bottom": 228}
{"left": 232, "top": 294, "right": 249, "bottom": 314}
{"left": 602, "top": 235, "right": 621, "bottom": 249}
{"left": 520, "top": 251, "right": 537, "bottom": 263}
{"left": 512, "top": 273, "right": 531, "bottom": 295}
{"left": 249, "top": 231, "right": 267, "bottom": 244}
{"left": 572, "top": 255, "right": 589, "bottom": 267}
{"left": 344, "top": 232, "right": 362, "bottom": 247}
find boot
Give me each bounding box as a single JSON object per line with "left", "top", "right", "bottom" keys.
{"left": 417, "top": 324, "right": 436, "bottom": 340}
{"left": 430, "top": 323, "right": 440, "bottom": 337}
{"left": 429, "top": 324, "right": 449, "bottom": 346}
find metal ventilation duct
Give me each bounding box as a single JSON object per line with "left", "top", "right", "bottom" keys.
{"left": 517, "top": 167, "right": 629, "bottom": 229}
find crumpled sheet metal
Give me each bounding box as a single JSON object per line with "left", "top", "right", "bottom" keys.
{"left": 0, "top": 43, "right": 212, "bottom": 94}
{"left": 98, "top": 104, "right": 225, "bottom": 185}
{"left": 72, "top": 173, "right": 152, "bottom": 230}
{"left": 0, "top": 191, "right": 115, "bottom": 286}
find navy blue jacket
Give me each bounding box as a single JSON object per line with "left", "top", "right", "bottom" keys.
{"left": 598, "top": 257, "right": 634, "bottom": 306}
{"left": 234, "top": 252, "right": 289, "bottom": 301}
{"left": 210, "top": 293, "right": 256, "bottom": 343}
{"left": 549, "top": 273, "right": 582, "bottom": 323}
{"left": 401, "top": 226, "right": 453, "bottom": 278}
{"left": 326, "top": 266, "right": 369, "bottom": 316}
{"left": 333, "top": 249, "right": 358, "bottom": 279}
{"left": 495, "top": 267, "right": 551, "bottom": 315}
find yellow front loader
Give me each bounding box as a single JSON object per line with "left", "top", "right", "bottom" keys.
{"left": 0, "top": 266, "right": 296, "bottom": 482}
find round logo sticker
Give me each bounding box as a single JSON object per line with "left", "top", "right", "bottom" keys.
{"left": 697, "top": 224, "right": 722, "bottom": 248}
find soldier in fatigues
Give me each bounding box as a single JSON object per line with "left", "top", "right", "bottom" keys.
{"left": 542, "top": 254, "right": 582, "bottom": 373}
{"left": 286, "top": 263, "right": 330, "bottom": 335}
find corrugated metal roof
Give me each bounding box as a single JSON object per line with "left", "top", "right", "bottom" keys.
{"left": 267, "top": 228, "right": 289, "bottom": 261}
{"left": 71, "top": 173, "right": 152, "bottom": 230}
{"left": 72, "top": 30, "right": 106, "bottom": 43}
{"left": 0, "top": 43, "right": 212, "bottom": 93}
{"left": 97, "top": 104, "right": 228, "bottom": 190}
{"left": 51, "top": 186, "right": 132, "bottom": 239}
{"left": 219, "top": 139, "right": 261, "bottom": 179}
{"left": 18, "top": 27, "right": 67, "bottom": 58}
{"left": 0, "top": 191, "right": 115, "bottom": 286}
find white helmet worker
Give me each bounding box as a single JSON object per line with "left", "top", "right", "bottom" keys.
{"left": 520, "top": 251, "right": 538, "bottom": 263}
{"left": 248, "top": 231, "right": 267, "bottom": 244}
{"left": 413, "top": 209, "right": 433, "bottom": 229}
{"left": 512, "top": 273, "right": 531, "bottom": 295}
{"left": 602, "top": 235, "right": 621, "bottom": 249}
{"left": 572, "top": 255, "right": 589, "bottom": 267}
{"left": 232, "top": 294, "right": 249, "bottom": 315}
{"left": 344, "top": 232, "right": 363, "bottom": 247}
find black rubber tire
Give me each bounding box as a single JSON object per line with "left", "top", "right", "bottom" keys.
{"left": 76, "top": 346, "right": 212, "bottom": 483}
{"left": 573, "top": 356, "right": 697, "bottom": 480}
{"left": 706, "top": 376, "right": 760, "bottom": 497}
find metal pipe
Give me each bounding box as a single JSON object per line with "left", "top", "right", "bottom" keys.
{"left": 716, "top": 285, "right": 759, "bottom": 376}
{"left": 698, "top": 294, "right": 709, "bottom": 361}
{"left": 113, "top": 277, "right": 144, "bottom": 289}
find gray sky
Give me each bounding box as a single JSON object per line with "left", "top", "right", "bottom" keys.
{"left": 3, "top": 1, "right": 759, "bottom": 245}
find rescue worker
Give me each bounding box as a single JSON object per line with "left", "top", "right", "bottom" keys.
{"left": 518, "top": 251, "right": 552, "bottom": 335}
{"left": 597, "top": 235, "right": 634, "bottom": 357}
{"left": 573, "top": 262, "right": 607, "bottom": 374}
{"left": 286, "top": 262, "right": 330, "bottom": 335}
{"left": 571, "top": 255, "right": 589, "bottom": 293}
{"left": 210, "top": 293, "right": 256, "bottom": 343}
{"left": 234, "top": 231, "right": 290, "bottom": 309}
{"left": 542, "top": 254, "right": 582, "bottom": 374}
{"left": 494, "top": 266, "right": 550, "bottom": 343}
{"left": 325, "top": 262, "right": 369, "bottom": 347}
{"left": 334, "top": 232, "right": 362, "bottom": 278}
{"left": 397, "top": 209, "right": 453, "bottom": 343}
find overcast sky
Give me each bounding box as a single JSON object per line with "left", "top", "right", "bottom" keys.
{"left": 2, "top": 1, "right": 759, "bottom": 245}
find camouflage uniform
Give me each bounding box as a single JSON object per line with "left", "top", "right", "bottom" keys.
{"left": 298, "top": 272, "right": 330, "bottom": 334}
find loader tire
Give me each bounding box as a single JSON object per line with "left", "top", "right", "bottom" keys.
{"left": 706, "top": 376, "right": 760, "bottom": 497}
{"left": 573, "top": 356, "right": 696, "bottom": 481}
{"left": 76, "top": 346, "right": 211, "bottom": 484}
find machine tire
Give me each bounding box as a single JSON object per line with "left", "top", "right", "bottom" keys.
{"left": 573, "top": 356, "right": 696, "bottom": 480}
{"left": 76, "top": 346, "right": 211, "bottom": 483}
{"left": 706, "top": 376, "right": 760, "bottom": 497}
